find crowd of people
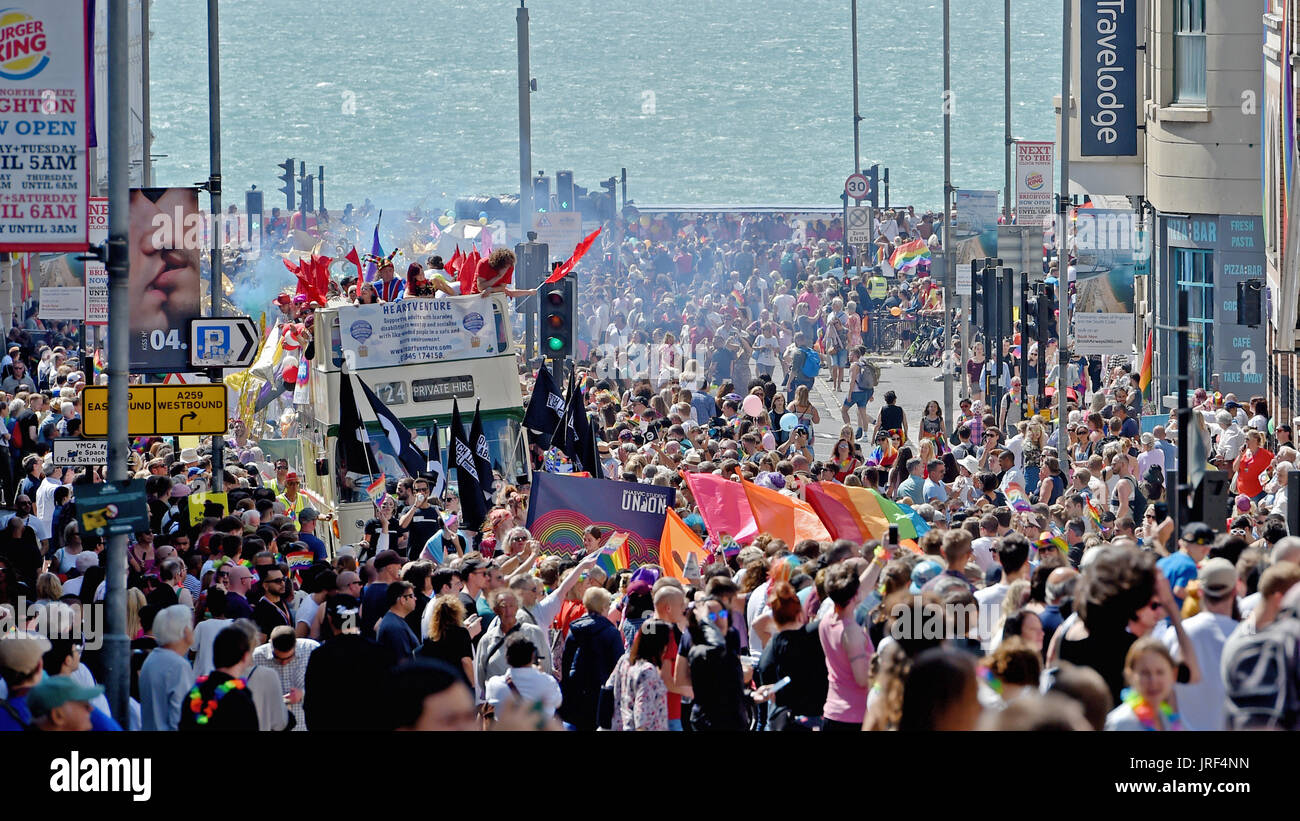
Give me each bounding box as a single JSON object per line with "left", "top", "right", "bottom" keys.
{"left": 3, "top": 207, "right": 1300, "bottom": 733}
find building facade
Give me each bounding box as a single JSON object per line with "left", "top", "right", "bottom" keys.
{"left": 1058, "top": 0, "right": 1268, "bottom": 412}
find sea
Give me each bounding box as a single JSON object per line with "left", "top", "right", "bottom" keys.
{"left": 149, "top": 0, "right": 1062, "bottom": 215}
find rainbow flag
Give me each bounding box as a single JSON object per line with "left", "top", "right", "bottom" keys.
{"left": 1033, "top": 535, "right": 1069, "bottom": 559}
{"left": 365, "top": 476, "right": 386, "bottom": 503}
{"left": 888, "top": 238, "right": 930, "bottom": 271}
{"left": 1085, "top": 497, "right": 1105, "bottom": 528}
{"left": 597, "top": 531, "right": 631, "bottom": 576}
{"left": 1139, "top": 329, "right": 1153, "bottom": 396}
{"left": 1005, "top": 482, "right": 1032, "bottom": 512}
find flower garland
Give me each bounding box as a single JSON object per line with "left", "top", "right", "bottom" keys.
{"left": 187, "top": 676, "right": 247, "bottom": 726}
{"left": 1121, "top": 688, "right": 1184, "bottom": 731}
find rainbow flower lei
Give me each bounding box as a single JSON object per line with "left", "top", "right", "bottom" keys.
{"left": 1121, "top": 688, "right": 1184, "bottom": 731}
{"left": 187, "top": 675, "right": 247, "bottom": 726}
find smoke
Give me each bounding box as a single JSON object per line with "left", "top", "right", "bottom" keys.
{"left": 230, "top": 252, "right": 295, "bottom": 319}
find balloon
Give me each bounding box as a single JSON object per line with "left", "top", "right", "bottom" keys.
{"left": 890, "top": 306, "right": 902, "bottom": 317}
{"left": 762, "top": 432, "right": 776, "bottom": 450}
{"left": 280, "top": 355, "right": 298, "bottom": 384}
{"left": 437, "top": 215, "right": 452, "bottom": 227}
{"left": 780, "top": 412, "right": 799, "bottom": 432}
{"left": 479, "top": 217, "right": 488, "bottom": 225}
{"left": 742, "top": 394, "right": 764, "bottom": 418}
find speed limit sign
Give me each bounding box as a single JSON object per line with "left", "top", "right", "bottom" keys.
{"left": 844, "top": 173, "right": 870, "bottom": 201}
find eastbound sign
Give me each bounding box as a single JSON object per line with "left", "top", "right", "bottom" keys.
{"left": 82, "top": 385, "right": 227, "bottom": 436}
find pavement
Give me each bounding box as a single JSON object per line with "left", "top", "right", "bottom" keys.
{"left": 804, "top": 354, "right": 950, "bottom": 460}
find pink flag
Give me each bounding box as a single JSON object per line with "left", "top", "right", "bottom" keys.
{"left": 681, "top": 471, "right": 758, "bottom": 544}
{"left": 429, "top": 220, "right": 442, "bottom": 244}
{"left": 479, "top": 225, "right": 493, "bottom": 257}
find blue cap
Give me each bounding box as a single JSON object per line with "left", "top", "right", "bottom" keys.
{"left": 909, "top": 560, "right": 944, "bottom": 594}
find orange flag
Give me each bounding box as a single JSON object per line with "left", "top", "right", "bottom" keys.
{"left": 737, "top": 472, "right": 831, "bottom": 545}
{"left": 660, "top": 507, "right": 709, "bottom": 581}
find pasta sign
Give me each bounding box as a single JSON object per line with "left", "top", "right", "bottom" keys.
{"left": 1080, "top": 0, "right": 1137, "bottom": 157}
{"left": 0, "top": 3, "right": 89, "bottom": 251}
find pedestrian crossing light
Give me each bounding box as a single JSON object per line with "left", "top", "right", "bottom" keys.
{"left": 539, "top": 273, "right": 574, "bottom": 358}
{"left": 277, "top": 158, "right": 295, "bottom": 210}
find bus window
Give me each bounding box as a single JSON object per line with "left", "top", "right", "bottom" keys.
{"left": 330, "top": 316, "right": 343, "bottom": 368}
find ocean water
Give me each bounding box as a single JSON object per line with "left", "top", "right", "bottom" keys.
{"left": 148, "top": 0, "right": 1062, "bottom": 214}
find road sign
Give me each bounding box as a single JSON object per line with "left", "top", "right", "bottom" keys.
{"left": 53, "top": 439, "right": 109, "bottom": 467}
{"left": 845, "top": 173, "right": 871, "bottom": 201}
{"left": 83, "top": 385, "right": 228, "bottom": 437}
{"left": 846, "top": 206, "right": 874, "bottom": 245}
{"left": 189, "top": 316, "right": 259, "bottom": 368}
{"left": 75, "top": 479, "right": 149, "bottom": 537}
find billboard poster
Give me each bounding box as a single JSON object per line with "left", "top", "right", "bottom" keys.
{"left": 128, "top": 187, "right": 203, "bottom": 373}
{"left": 953, "top": 189, "right": 999, "bottom": 261}
{"left": 1079, "top": 0, "right": 1138, "bottom": 156}
{"left": 0, "top": 3, "right": 90, "bottom": 252}
{"left": 91, "top": 0, "right": 144, "bottom": 189}
{"left": 1072, "top": 207, "right": 1140, "bottom": 355}
{"left": 1015, "top": 141, "right": 1055, "bottom": 223}
{"left": 338, "top": 298, "right": 507, "bottom": 370}
{"left": 86, "top": 195, "right": 107, "bottom": 323}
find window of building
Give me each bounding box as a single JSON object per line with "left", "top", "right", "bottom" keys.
{"left": 1174, "top": 0, "right": 1207, "bottom": 104}
{"left": 1173, "top": 247, "right": 1214, "bottom": 387}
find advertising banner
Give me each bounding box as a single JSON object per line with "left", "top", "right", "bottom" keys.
{"left": 526, "top": 472, "right": 676, "bottom": 567}
{"left": 339, "top": 298, "right": 505, "bottom": 370}
{"left": 1079, "top": 0, "right": 1138, "bottom": 156}
{"left": 1015, "top": 141, "right": 1055, "bottom": 222}
{"left": 0, "top": 2, "right": 90, "bottom": 252}
{"left": 1072, "top": 207, "right": 1140, "bottom": 354}
{"left": 86, "top": 196, "right": 107, "bottom": 323}
{"left": 37, "top": 285, "right": 83, "bottom": 320}
{"left": 91, "top": 0, "right": 144, "bottom": 190}
{"left": 128, "top": 187, "right": 203, "bottom": 373}
{"left": 954, "top": 189, "right": 999, "bottom": 261}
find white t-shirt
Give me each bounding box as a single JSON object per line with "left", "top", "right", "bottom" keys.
{"left": 746, "top": 580, "right": 771, "bottom": 662}
{"left": 772, "top": 293, "right": 796, "bottom": 324}
{"left": 191, "top": 618, "right": 234, "bottom": 678}
{"left": 484, "top": 665, "right": 563, "bottom": 717}
{"left": 1162, "top": 610, "right": 1238, "bottom": 731}
{"left": 295, "top": 596, "right": 320, "bottom": 635}
{"left": 754, "top": 335, "right": 779, "bottom": 367}
{"left": 970, "top": 537, "right": 997, "bottom": 574}
{"left": 975, "top": 582, "right": 1009, "bottom": 651}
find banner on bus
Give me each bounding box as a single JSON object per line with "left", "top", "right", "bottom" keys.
{"left": 339, "top": 299, "right": 504, "bottom": 370}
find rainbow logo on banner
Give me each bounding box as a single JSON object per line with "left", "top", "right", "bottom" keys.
{"left": 525, "top": 472, "right": 675, "bottom": 567}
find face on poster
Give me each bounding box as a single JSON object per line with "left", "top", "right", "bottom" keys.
{"left": 128, "top": 188, "right": 202, "bottom": 372}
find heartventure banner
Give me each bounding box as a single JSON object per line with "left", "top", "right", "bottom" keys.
{"left": 526, "top": 472, "right": 675, "bottom": 568}
{"left": 0, "top": 2, "right": 91, "bottom": 252}
{"left": 1079, "top": 0, "right": 1138, "bottom": 156}
{"left": 339, "top": 298, "right": 504, "bottom": 369}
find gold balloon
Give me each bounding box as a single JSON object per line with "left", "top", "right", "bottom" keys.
{"left": 890, "top": 306, "right": 902, "bottom": 317}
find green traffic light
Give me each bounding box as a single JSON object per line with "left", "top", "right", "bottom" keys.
{"left": 547, "top": 337, "right": 564, "bottom": 351}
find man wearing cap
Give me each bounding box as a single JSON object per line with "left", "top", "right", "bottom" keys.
{"left": 1158, "top": 523, "right": 1215, "bottom": 609}
{"left": 0, "top": 634, "right": 121, "bottom": 731}
{"left": 277, "top": 472, "right": 308, "bottom": 527}
{"left": 1163, "top": 557, "right": 1240, "bottom": 730}
{"left": 297, "top": 508, "right": 328, "bottom": 562}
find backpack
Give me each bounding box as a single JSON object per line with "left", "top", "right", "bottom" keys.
{"left": 798, "top": 347, "right": 821, "bottom": 379}
{"left": 1222, "top": 607, "right": 1300, "bottom": 730}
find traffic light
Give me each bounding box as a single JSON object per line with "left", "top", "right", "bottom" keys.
{"left": 533, "top": 174, "right": 550, "bottom": 212}
{"left": 556, "top": 170, "right": 575, "bottom": 212}
{"left": 1036, "top": 283, "right": 1054, "bottom": 360}
{"left": 277, "top": 158, "right": 295, "bottom": 210}
{"left": 866, "top": 164, "right": 880, "bottom": 209}
{"left": 514, "top": 240, "right": 550, "bottom": 291}
{"left": 300, "top": 174, "right": 315, "bottom": 213}
{"left": 538, "top": 272, "right": 575, "bottom": 358}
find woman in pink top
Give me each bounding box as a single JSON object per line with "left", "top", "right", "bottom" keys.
{"left": 818, "top": 562, "right": 874, "bottom": 730}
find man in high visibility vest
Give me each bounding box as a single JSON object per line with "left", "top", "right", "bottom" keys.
{"left": 866, "top": 267, "right": 889, "bottom": 311}
{"left": 277, "top": 472, "right": 308, "bottom": 528}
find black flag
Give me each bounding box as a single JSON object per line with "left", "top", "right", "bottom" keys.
{"left": 336, "top": 370, "right": 376, "bottom": 479}
{"left": 356, "top": 374, "right": 428, "bottom": 481}
{"left": 469, "top": 400, "right": 496, "bottom": 505}
{"left": 554, "top": 372, "right": 600, "bottom": 474}
{"left": 523, "top": 365, "right": 565, "bottom": 446}
{"left": 424, "top": 420, "right": 446, "bottom": 499}
{"left": 449, "top": 398, "right": 487, "bottom": 535}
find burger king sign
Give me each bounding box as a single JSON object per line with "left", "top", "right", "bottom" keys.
{"left": 0, "top": 3, "right": 89, "bottom": 253}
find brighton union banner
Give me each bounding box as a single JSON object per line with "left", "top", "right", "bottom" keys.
{"left": 526, "top": 472, "right": 676, "bottom": 568}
